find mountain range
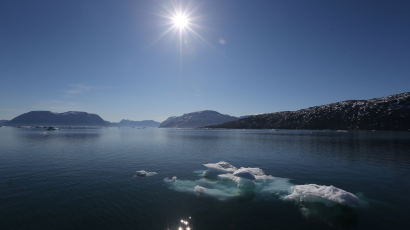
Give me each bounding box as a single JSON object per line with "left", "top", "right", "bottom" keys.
{"left": 4, "top": 111, "right": 161, "bottom": 128}
{"left": 208, "top": 92, "right": 410, "bottom": 131}
{"left": 6, "top": 111, "right": 108, "bottom": 126}
{"left": 159, "top": 110, "right": 238, "bottom": 128}
{"left": 112, "top": 119, "right": 160, "bottom": 127}
{"left": 2, "top": 92, "right": 409, "bottom": 130}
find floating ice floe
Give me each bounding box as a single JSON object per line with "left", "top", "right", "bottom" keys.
{"left": 284, "top": 184, "right": 359, "bottom": 207}
{"left": 202, "top": 161, "right": 237, "bottom": 178}
{"left": 164, "top": 162, "right": 362, "bottom": 227}
{"left": 136, "top": 170, "right": 158, "bottom": 177}
{"left": 164, "top": 161, "right": 293, "bottom": 200}
{"left": 164, "top": 161, "right": 360, "bottom": 208}
{"left": 217, "top": 167, "right": 268, "bottom": 189}
{"left": 203, "top": 161, "right": 237, "bottom": 172}
{"left": 234, "top": 167, "right": 274, "bottom": 180}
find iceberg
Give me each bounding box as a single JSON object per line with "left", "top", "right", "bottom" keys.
{"left": 164, "top": 162, "right": 360, "bottom": 208}
{"left": 163, "top": 161, "right": 362, "bottom": 226}
{"left": 164, "top": 161, "right": 292, "bottom": 200}
{"left": 284, "top": 184, "right": 359, "bottom": 207}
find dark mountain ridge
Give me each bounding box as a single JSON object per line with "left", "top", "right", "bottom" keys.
{"left": 112, "top": 119, "right": 160, "bottom": 127}
{"left": 208, "top": 92, "right": 410, "bottom": 131}
{"left": 160, "top": 110, "right": 238, "bottom": 128}
{"left": 6, "top": 111, "right": 107, "bottom": 126}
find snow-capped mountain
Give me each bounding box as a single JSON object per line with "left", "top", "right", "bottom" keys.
{"left": 208, "top": 92, "right": 410, "bottom": 130}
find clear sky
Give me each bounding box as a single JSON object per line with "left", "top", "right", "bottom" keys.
{"left": 1, "top": 0, "right": 409, "bottom": 122}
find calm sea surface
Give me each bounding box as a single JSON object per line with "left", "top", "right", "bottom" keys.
{"left": 0, "top": 127, "right": 409, "bottom": 230}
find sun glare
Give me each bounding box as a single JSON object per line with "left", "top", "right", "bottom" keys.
{"left": 172, "top": 13, "right": 189, "bottom": 30}
{"left": 153, "top": 0, "right": 207, "bottom": 62}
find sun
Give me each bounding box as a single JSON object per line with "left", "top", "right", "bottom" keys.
{"left": 153, "top": 0, "right": 207, "bottom": 61}
{"left": 172, "top": 12, "right": 189, "bottom": 30}
{"left": 160, "top": 2, "right": 200, "bottom": 38}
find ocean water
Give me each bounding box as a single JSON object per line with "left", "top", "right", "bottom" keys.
{"left": 0, "top": 127, "right": 409, "bottom": 230}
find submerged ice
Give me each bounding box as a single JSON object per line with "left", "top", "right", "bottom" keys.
{"left": 164, "top": 161, "right": 360, "bottom": 207}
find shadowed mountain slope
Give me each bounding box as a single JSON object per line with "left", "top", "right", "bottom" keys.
{"left": 208, "top": 92, "right": 410, "bottom": 131}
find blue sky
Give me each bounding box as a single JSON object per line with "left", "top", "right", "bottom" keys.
{"left": 1, "top": 0, "right": 409, "bottom": 122}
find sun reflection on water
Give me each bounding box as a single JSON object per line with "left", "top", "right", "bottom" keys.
{"left": 173, "top": 216, "right": 192, "bottom": 230}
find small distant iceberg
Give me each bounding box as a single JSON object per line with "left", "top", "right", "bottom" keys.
{"left": 136, "top": 170, "right": 158, "bottom": 177}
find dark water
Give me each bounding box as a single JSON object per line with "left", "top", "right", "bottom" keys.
{"left": 0, "top": 127, "right": 409, "bottom": 230}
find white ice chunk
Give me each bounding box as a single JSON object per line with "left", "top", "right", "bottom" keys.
{"left": 194, "top": 185, "right": 206, "bottom": 194}
{"left": 203, "top": 161, "right": 237, "bottom": 173}
{"left": 136, "top": 170, "right": 158, "bottom": 177}
{"left": 233, "top": 167, "right": 265, "bottom": 180}
{"left": 218, "top": 173, "right": 240, "bottom": 182}
{"left": 284, "top": 184, "right": 359, "bottom": 207}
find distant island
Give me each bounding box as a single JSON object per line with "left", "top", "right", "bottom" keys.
{"left": 208, "top": 92, "right": 410, "bottom": 131}
{"left": 159, "top": 110, "right": 238, "bottom": 128}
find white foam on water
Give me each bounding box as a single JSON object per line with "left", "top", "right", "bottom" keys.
{"left": 136, "top": 170, "right": 158, "bottom": 177}
{"left": 284, "top": 184, "right": 359, "bottom": 207}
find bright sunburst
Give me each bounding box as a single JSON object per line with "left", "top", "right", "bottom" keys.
{"left": 154, "top": 0, "right": 206, "bottom": 60}
{"left": 171, "top": 12, "right": 190, "bottom": 30}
